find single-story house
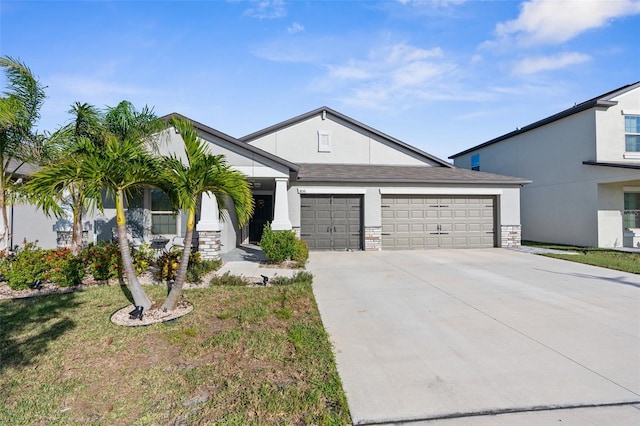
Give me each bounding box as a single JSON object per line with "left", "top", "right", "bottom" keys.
{"left": 450, "top": 82, "right": 640, "bottom": 248}
{"left": 11, "top": 107, "right": 530, "bottom": 256}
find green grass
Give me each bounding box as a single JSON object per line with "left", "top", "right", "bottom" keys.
{"left": 0, "top": 277, "right": 351, "bottom": 425}
{"left": 523, "top": 241, "right": 640, "bottom": 274}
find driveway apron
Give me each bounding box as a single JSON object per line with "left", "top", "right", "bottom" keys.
{"left": 308, "top": 249, "right": 640, "bottom": 425}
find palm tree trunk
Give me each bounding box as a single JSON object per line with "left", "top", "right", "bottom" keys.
{"left": 71, "top": 191, "right": 84, "bottom": 256}
{"left": 115, "top": 189, "right": 152, "bottom": 310}
{"left": 0, "top": 178, "right": 9, "bottom": 251}
{"left": 161, "top": 208, "right": 195, "bottom": 311}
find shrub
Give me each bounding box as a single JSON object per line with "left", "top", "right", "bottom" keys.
{"left": 270, "top": 271, "right": 313, "bottom": 286}
{"left": 186, "top": 259, "right": 222, "bottom": 284}
{"left": 132, "top": 244, "right": 154, "bottom": 275}
{"left": 0, "top": 241, "right": 87, "bottom": 289}
{"left": 82, "top": 242, "right": 123, "bottom": 281}
{"left": 259, "top": 223, "right": 309, "bottom": 266}
{"left": 1, "top": 241, "right": 46, "bottom": 290}
{"left": 209, "top": 271, "right": 249, "bottom": 287}
{"left": 156, "top": 246, "right": 203, "bottom": 282}
{"left": 43, "top": 248, "right": 85, "bottom": 287}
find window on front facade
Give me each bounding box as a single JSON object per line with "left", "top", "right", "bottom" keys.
{"left": 318, "top": 131, "right": 331, "bottom": 152}
{"left": 624, "top": 115, "right": 640, "bottom": 152}
{"left": 624, "top": 193, "right": 640, "bottom": 229}
{"left": 151, "top": 189, "right": 177, "bottom": 234}
{"left": 471, "top": 154, "right": 480, "bottom": 171}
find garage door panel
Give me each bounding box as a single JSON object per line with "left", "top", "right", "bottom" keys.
{"left": 381, "top": 195, "right": 496, "bottom": 249}
{"left": 301, "top": 195, "right": 362, "bottom": 251}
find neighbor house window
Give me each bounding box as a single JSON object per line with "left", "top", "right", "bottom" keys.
{"left": 624, "top": 193, "right": 640, "bottom": 229}
{"left": 318, "top": 131, "right": 331, "bottom": 152}
{"left": 151, "top": 189, "right": 177, "bottom": 234}
{"left": 471, "top": 154, "right": 480, "bottom": 171}
{"left": 625, "top": 115, "right": 640, "bottom": 152}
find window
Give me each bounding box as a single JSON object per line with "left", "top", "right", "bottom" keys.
{"left": 625, "top": 115, "right": 640, "bottom": 152}
{"left": 471, "top": 154, "right": 480, "bottom": 171}
{"left": 624, "top": 193, "right": 640, "bottom": 229}
{"left": 318, "top": 131, "right": 331, "bottom": 152}
{"left": 151, "top": 189, "right": 177, "bottom": 234}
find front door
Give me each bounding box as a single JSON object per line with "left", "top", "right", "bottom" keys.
{"left": 249, "top": 194, "right": 273, "bottom": 243}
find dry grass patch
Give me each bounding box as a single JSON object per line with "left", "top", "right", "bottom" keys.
{"left": 0, "top": 276, "right": 350, "bottom": 425}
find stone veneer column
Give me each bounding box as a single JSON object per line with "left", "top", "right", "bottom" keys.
{"left": 196, "top": 192, "right": 222, "bottom": 260}
{"left": 271, "top": 177, "right": 292, "bottom": 231}
{"left": 364, "top": 226, "right": 382, "bottom": 251}
{"left": 501, "top": 225, "right": 522, "bottom": 247}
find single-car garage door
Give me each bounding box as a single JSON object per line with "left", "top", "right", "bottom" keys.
{"left": 300, "top": 195, "right": 362, "bottom": 250}
{"left": 381, "top": 195, "right": 495, "bottom": 249}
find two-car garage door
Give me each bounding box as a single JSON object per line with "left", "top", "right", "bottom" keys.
{"left": 300, "top": 194, "right": 496, "bottom": 250}
{"left": 381, "top": 195, "right": 496, "bottom": 249}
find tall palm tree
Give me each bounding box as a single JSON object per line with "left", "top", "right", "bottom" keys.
{"left": 0, "top": 56, "right": 46, "bottom": 250}
{"left": 26, "top": 102, "right": 105, "bottom": 255}
{"left": 97, "top": 101, "right": 165, "bottom": 310}
{"left": 160, "top": 118, "right": 253, "bottom": 311}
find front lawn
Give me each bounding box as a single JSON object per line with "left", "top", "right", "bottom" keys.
{"left": 523, "top": 241, "right": 640, "bottom": 274}
{"left": 0, "top": 274, "right": 350, "bottom": 425}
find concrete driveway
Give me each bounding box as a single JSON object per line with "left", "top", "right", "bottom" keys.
{"left": 308, "top": 249, "right": 640, "bottom": 425}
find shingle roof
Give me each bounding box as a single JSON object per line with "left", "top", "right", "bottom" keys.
{"left": 240, "top": 106, "right": 454, "bottom": 168}
{"left": 161, "top": 113, "right": 300, "bottom": 172}
{"left": 450, "top": 81, "right": 640, "bottom": 159}
{"left": 296, "top": 163, "right": 531, "bottom": 185}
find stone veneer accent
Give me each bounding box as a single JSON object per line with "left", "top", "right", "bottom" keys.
{"left": 501, "top": 225, "right": 522, "bottom": 248}
{"left": 56, "top": 231, "right": 90, "bottom": 249}
{"left": 197, "top": 230, "right": 221, "bottom": 260}
{"left": 365, "top": 226, "right": 382, "bottom": 251}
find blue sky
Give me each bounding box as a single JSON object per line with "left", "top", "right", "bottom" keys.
{"left": 2, "top": 0, "right": 639, "bottom": 161}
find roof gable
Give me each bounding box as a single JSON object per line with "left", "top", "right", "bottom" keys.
{"left": 241, "top": 107, "right": 453, "bottom": 168}
{"left": 161, "top": 113, "right": 299, "bottom": 173}
{"left": 450, "top": 81, "right": 640, "bottom": 159}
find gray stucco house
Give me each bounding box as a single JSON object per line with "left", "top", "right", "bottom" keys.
{"left": 450, "top": 82, "right": 640, "bottom": 248}
{"left": 11, "top": 107, "right": 529, "bottom": 256}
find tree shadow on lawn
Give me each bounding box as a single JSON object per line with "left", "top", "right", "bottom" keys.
{"left": 0, "top": 292, "right": 79, "bottom": 373}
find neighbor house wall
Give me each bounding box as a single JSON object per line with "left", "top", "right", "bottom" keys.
{"left": 596, "top": 89, "right": 640, "bottom": 162}
{"left": 454, "top": 109, "right": 601, "bottom": 246}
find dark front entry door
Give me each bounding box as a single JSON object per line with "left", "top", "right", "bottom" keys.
{"left": 249, "top": 194, "right": 273, "bottom": 243}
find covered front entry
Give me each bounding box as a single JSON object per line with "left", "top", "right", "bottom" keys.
{"left": 300, "top": 195, "right": 362, "bottom": 250}
{"left": 381, "top": 195, "right": 496, "bottom": 249}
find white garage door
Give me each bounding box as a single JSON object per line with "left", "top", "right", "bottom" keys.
{"left": 381, "top": 196, "right": 496, "bottom": 249}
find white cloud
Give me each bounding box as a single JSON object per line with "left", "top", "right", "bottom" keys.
{"left": 496, "top": 0, "right": 640, "bottom": 45}
{"left": 244, "top": 0, "right": 287, "bottom": 19}
{"left": 287, "top": 22, "right": 304, "bottom": 34}
{"left": 315, "top": 42, "right": 457, "bottom": 108}
{"left": 512, "top": 52, "right": 592, "bottom": 74}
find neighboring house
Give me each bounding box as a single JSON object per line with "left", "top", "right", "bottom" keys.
{"left": 450, "top": 82, "right": 640, "bottom": 248}
{"left": 11, "top": 107, "right": 530, "bottom": 256}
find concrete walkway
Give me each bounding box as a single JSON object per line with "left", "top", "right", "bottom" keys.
{"left": 308, "top": 249, "right": 640, "bottom": 425}
{"left": 216, "top": 244, "right": 299, "bottom": 282}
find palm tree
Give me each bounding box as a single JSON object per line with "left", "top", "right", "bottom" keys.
{"left": 97, "top": 101, "right": 165, "bottom": 310}
{"left": 26, "top": 103, "right": 105, "bottom": 255}
{"left": 0, "top": 56, "right": 46, "bottom": 250}
{"left": 160, "top": 118, "right": 253, "bottom": 311}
